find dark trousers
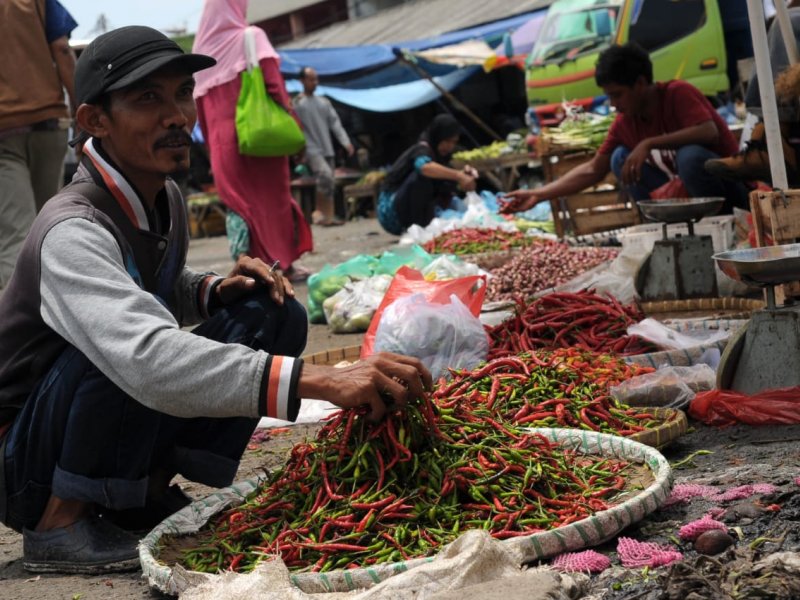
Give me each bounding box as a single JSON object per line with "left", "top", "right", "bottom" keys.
{"left": 2, "top": 293, "right": 307, "bottom": 532}
{"left": 393, "top": 171, "right": 452, "bottom": 230}
{"left": 610, "top": 145, "right": 750, "bottom": 211}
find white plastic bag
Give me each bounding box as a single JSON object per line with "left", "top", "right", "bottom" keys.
{"left": 323, "top": 275, "right": 393, "bottom": 333}
{"left": 420, "top": 255, "right": 487, "bottom": 280}
{"left": 627, "top": 318, "right": 730, "bottom": 350}
{"left": 610, "top": 364, "right": 716, "bottom": 410}
{"left": 373, "top": 293, "right": 489, "bottom": 380}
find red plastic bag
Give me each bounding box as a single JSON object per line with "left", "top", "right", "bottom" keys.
{"left": 689, "top": 387, "right": 800, "bottom": 426}
{"left": 361, "top": 266, "right": 486, "bottom": 358}
{"left": 650, "top": 177, "right": 689, "bottom": 200}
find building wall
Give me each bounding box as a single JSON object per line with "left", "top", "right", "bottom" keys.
{"left": 256, "top": 0, "right": 349, "bottom": 46}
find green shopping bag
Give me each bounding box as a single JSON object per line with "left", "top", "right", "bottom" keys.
{"left": 235, "top": 29, "right": 305, "bottom": 157}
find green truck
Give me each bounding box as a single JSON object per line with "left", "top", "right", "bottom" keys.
{"left": 526, "top": 0, "right": 733, "bottom": 125}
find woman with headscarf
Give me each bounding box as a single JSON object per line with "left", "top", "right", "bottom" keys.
{"left": 377, "top": 114, "right": 477, "bottom": 235}
{"left": 192, "top": 0, "right": 313, "bottom": 281}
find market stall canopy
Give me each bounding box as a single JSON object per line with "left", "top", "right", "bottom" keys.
{"left": 278, "top": 5, "right": 550, "bottom": 78}
{"left": 284, "top": 66, "right": 480, "bottom": 112}
{"left": 279, "top": 0, "right": 552, "bottom": 49}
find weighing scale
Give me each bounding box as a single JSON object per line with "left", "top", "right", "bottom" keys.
{"left": 634, "top": 197, "right": 725, "bottom": 301}
{"left": 714, "top": 244, "right": 800, "bottom": 393}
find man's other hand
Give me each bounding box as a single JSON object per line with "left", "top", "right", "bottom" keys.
{"left": 216, "top": 255, "right": 295, "bottom": 306}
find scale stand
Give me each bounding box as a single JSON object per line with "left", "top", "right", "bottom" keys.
{"left": 715, "top": 244, "right": 800, "bottom": 394}
{"left": 635, "top": 198, "right": 724, "bottom": 301}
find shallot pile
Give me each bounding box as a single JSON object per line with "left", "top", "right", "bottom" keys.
{"left": 486, "top": 242, "right": 618, "bottom": 302}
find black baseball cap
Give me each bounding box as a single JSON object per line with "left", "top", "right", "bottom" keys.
{"left": 75, "top": 25, "right": 216, "bottom": 106}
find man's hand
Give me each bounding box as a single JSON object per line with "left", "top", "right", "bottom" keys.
{"left": 498, "top": 189, "right": 541, "bottom": 214}
{"left": 622, "top": 139, "right": 652, "bottom": 185}
{"left": 346, "top": 143, "right": 355, "bottom": 157}
{"left": 299, "top": 353, "right": 433, "bottom": 422}
{"left": 216, "top": 255, "right": 295, "bottom": 306}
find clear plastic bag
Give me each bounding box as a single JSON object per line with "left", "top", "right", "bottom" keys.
{"left": 627, "top": 318, "right": 730, "bottom": 350}
{"left": 306, "top": 255, "right": 379, "bottom": 323}
{"left": 373, "top": 293, "right": 489, "bottom": 381}
{"left": 420, "top": 255, "right": 487, "bottom": 280}
{"left": 610, "top": 364, "right": 716, "bottom": 410}
{"left": 322, "top": 275, "right": 393, "bottom": 333}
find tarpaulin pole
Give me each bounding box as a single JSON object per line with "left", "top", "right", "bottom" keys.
{"left": 747, "top": 0, "right": 788, "bottom": 189}
{"left": 774, "top": 0, "right": 800, "bottom": 66}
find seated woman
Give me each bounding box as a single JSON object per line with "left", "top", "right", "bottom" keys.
{"left": 378, "top": 114, "right": 477, "bottom": 235}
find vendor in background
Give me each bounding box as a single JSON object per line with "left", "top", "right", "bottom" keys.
{"left": 377, "top": 114, "right": 477, "bottom": 235}
{"left": 500, "top": 43, "right": 749, "bottom": 215}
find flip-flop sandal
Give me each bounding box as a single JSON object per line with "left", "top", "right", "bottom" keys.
{"left": 318, "top": 218, "right": 345, "bottom": 227}
{"left": 286, "top": 266, "right": 312, "bottom": 282}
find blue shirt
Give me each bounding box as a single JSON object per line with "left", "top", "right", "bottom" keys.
{"left": 44, "top": 0, "right": 78, "bottom": 43}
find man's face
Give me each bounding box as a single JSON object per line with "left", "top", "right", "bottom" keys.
{"left": 97, "top": 66, "right": 197, "bottom": 183}
{"left": 302, "top": 68, "right": 319, "bottom": 94}
{"left": 602, "top": 77, "right": 647, "bottom": 116}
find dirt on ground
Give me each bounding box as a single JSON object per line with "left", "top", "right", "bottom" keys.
{"left": 2, "top": 219, "right": 800, "bottom": 599}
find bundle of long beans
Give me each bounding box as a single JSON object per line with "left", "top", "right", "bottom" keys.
{"left": 422, "top": 228, "right": 538, "bottom": 255}
{"left": 182, "top": 386, "right": 634, "bottom": 574}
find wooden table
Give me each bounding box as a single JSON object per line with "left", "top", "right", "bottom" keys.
{"left": 540, "top": 149, "right": 640, "bottom": 237}
{"left": 451, "top": 152, "right": 540, "bottom": 192}
{"left": 186, "top": 192, "right": 226, "bottom": 238}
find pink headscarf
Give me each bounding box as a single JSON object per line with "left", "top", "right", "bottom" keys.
{"left": 192, "top": 0, "right": 279, "bottom": 98}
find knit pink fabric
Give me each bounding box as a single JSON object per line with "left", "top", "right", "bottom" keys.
{"left": 617, "top": 537, "right": 683, "bottom": 568}
{"left": 708, "top": 483, "right": 778, "bottom": 502}
{"left": 663, "top": 484, "right": 718, "bottom": 506}
{"left": 665, "top": 483, "right": 778, "bottom": 506}
{"left": 551, "top": 550, "right": 611, "bottom": 573}
{"left": 678, "top": 514, "right": 728, "bottom": 541}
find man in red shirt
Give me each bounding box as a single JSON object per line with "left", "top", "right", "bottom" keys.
{"left": 502, "top": 43, "right": 748, "bottom": 214}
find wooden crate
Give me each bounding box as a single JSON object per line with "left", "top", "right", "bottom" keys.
{"left": 749, "top": 188, "right": 800, "bottom": 300}
{"left": 542, "top": 151, "right": 639, "bottom": 237}
{"left": 343, "top": 182, "right": 379, "bottom": 218}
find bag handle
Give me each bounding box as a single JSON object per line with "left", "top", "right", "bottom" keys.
{"left": 243, "top": 27, "right": 259, "bottom": 71}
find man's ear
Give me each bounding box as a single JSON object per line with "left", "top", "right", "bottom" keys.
{"left": 76, "top": 103, "right": 110, "bottom": 139}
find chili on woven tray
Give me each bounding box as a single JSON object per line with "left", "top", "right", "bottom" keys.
{"left": 422, "top": 227, "right": 537, "bottom": 255}
{"left": 180, "top": 390, "right": 636, "bottom": 574}
{"left": 487, "top": 289, "right": 658, "bottom": 359}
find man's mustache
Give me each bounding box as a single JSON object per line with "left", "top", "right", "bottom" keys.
{"left": 154, "top": 130, "right": 192, "bottom": 149}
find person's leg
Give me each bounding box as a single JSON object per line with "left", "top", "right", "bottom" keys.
{"left": 677, "top": 145, "right": 750, "bottom": 211}
{"left": 28, "top": 129, "right": 68, "bottom": 212}
{"left": 392, "top": 170, "right": 438, "bottom": 229}
{"left": 0, "top": 132, "right": 37, "bottom": 286}
{"left": 609, "top": 145, "right": 668, "bottom": 201}
{"left": 307, "top": 153, "right": 339, "bottom": 224}
{"left": 158, "top": 293, "right": 308, "bottom": 489}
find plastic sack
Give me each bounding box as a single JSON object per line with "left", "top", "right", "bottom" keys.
{"left": 322, "top": 275, "right": 392, "bottom": 333}
{"left": 627, "top": 318, "right": 730, "bottom": 350}
{"left": 373, "top": 293, "right": 489, "bottom": 381}
{"left": 373, "top": 244, "right": 433, "bottom": 276}
{"left": 362, "top": 266, "right": 486, "bottom": 358}
{"left": 650, "top": 177, "right": 688, "bottom": 200}
{"left": 610, "top": 364, "right": 716, "bottom": 410}
{"left": 554, "top": 245, "right": 639, "bottom": 304}
{"left": 689, "top": 386, "right": 800, "bottom": 426}
{"left": 420, "top": 255, "right": 486, "bottom": 280}
{"left": 306, "top": 255, "right": 378, "bottom": 323}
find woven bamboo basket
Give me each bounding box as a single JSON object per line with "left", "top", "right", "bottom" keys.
{"left": 302, "top": 345, "right": 362, "bottom": 366}
{"left": 627, "top": 407, "right": 688, "bottom": 449}
{"left": 642, "top": 297, "right": 764, "bottom": 320}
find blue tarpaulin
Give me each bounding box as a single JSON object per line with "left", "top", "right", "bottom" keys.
{"left": 278, "top": 8, "right": 546, "bottom": 112}
{"left": 278, "top": 9, "right": 547, "bottom": 78}
{"left": 284, "top": 66, "right": 480, "bottom": 112}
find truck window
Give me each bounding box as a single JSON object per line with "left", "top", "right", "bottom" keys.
{"left": 628, "top": 0, "right": 706, "bottom": 52}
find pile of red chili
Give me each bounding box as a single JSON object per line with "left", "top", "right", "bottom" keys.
{"left": 438, "top": 349, "right": 655, "bottom": 433}
{"left": 487, "top": 290, "right": 658, "bottom": 359}
{"left": 422, "top": 227, "right": 537, "bottom": 255}
{"left": 181, "top": 369, "right": 641, "bottom": 574}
